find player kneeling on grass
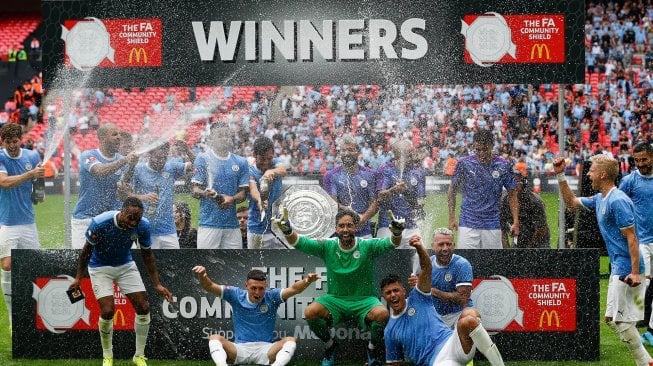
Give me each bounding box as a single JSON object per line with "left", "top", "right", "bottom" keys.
{"left": 192, "top": 266, "right": 319, "bottom": 366}
{"left": 382, "top": 235, "right": 505, "bottom": 366}
{"left": 69, "top": 196, "right": 174, "bottom": 366}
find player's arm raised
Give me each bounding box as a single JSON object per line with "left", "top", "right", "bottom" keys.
{"left": 281, "top": 273, "right": 320, "bottom": 300}
{"left": 552, "top": 157, "right": 582, "bottom": 209}
{"left": 192, "top": 265, "right": 223, "bottom": 297}
{"left": 408, "top": 235, "right": 432, "bottom": 294}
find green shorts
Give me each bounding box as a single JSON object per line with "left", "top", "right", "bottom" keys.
{"left": 315, "top": 295, "right": 383, "bottom": 330}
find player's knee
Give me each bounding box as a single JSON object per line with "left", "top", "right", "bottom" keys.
{"left": 461, "top": 307, "right": 480, "bottom": 319}
{"left": 458, "top": 313, "right": 480, "bottom": 332}
{"left": 608, "top": 321, "right": 637, "bottom": 344}
{"left": 133, "top": 301, "right": 150, "bottom": 315}
{"left": 208, "top": 334, "right": 227, "bottom": 343}
{"left": 282, "top": 336, "right": 297, "bottom": 343}
{"left": 100, "top": 309, "right": 114, "bottom": 320}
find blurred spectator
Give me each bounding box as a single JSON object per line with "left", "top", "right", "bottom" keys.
{"left": 174, "top": 201, "right": 197, "bottom": 249}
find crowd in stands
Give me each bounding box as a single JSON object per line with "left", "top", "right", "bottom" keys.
{"left": 2, "top": 1, "right": 653, "bottom": 179}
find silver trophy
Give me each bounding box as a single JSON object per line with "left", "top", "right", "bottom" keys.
{"left": 271, "top": 185, "right": 338, "bottom": 239}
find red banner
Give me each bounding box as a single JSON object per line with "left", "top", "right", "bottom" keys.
{"left": 472, "top": 277, "right": 576, "bottom": 332}
{"left": 34, "top": 277, "right": 135, "bottom": 332}
{"left": 462, "top": 13, "right": 565, "bottom": 65}
{"left": 63, "top": 18, "right": 162, "bottom": 68}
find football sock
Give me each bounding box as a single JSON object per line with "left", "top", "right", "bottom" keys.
{"left": 98, "top": 316, "right": 114, "bottom": 358}
{"left": 134, "top": 313, "right": 151, "bottom": 357}
{"left": 271, "top": 341, "right": 296, "bottom": 366}
{"left": 609, "top": 321, "right": 652, "bottom": 366}
{"left": 469, "top": 324, "right": 504, "bottom": 366}
{"left": 209, "top": 339, "right": 227, "bottom": 366}
{"left": 369, "top": 321, "right": 385, "bottom": 349}
{"left": 1, "top": 270, "right": 10, "bottom": 327}
{"left": 307, "top": 318, "right": 332, "bottom": 342}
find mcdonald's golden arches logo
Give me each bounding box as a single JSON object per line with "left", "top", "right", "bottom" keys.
{"left": 128, "top": 47, "right": 148, "bottom": 64}
{"left": 539, "top": 309, "right": 560, "bottom": 328}
{"left": 114, "top": 308, "right": 126, "bottom": 326}
{"left": 530, "top": 44, "right": 550, "bottom": 60}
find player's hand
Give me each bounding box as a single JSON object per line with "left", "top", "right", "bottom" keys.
{"left": 510, "top": 222, "right": 520, "bottom": 238}
{"left": 407, "top": 234, "right": 422, "bottom": 248}
{"left": 305, "top": 273, "right": 320, "bottom": 283}
{"left": 68, "top": 279, "right": 81, "bottom": 292}
{"left": 407, "top": 274, "right": 418, "bottom": 288}
{"left": 273, "top": 207, "right": 293, "bottom": 235}
{"left": 143, "top": 192, "right": 159, "bottom": 205}
{"left": 32, "top": 164, "right": 46, "bottom": 178}
{"left": 552, "top": 157, "right": 566, "bottom": 175}
{"left": 623, "top": 273, "right": 641, "bottom": 287}
{"left": 125, "top": 152, "right": 139, "bottom": 166}
{"left": 218, "top": 194, "right": 235, "bottom": 209}
{"left": 388, "top": 210, "right": 405, "bottom": 236}
{"left": 205, "top": 188, "right": 218, "bottom": 199}
{"left": 192, "top": 265, "right": 207, "bottom": 278}
{"left": 394, "top": 179, "right": 407, "bottom": 193}
{"left": 155, "top": 284, "right": 174, "bottom": 303}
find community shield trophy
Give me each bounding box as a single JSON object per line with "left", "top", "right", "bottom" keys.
{"left": 271, "top": 185, "right": 338, "bottom": 239}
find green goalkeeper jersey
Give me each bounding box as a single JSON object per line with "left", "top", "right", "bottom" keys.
{"left": 295, "top": 236, "right": 395, "bottom": 297}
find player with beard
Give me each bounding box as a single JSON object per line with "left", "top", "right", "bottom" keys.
{"left": 120, "top": 142, "right": 192, "bottom": 249}
{"left": 191, "top": 267, "right": 319, "bottom": 366}
{"left": 274, "top": 208, "right": 404, "bottom": 366}
{"left": 72, "top": 123, "right": 138, "bottom": 249}
{"left": 323, "top": 134, "right": 378, "bottom": 238}
{"left": 69, "top": 197, "right": 173, "bottom": 366}
{"left": 192, "top": 122, "right": 249, "bottom": 249}
{"left": 381, "top": 235, "right": 504, "bottom": 366}
{"left": 554, "top": 155, "right": 652, "bottom": 366}
{"left": 246, "top": 136, "right": 288, "bottom": 248}
{"left": 617, "top": 143, "right": 653, "bottom": 344}
{"left": 0, "top": 123, "right": 45, "bottom": 327}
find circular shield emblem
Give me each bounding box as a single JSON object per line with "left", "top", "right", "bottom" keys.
{"left": 410, "top": 177, "right": 418, "bottom": 186}
{"left": 360, "top": 179, "right": 368, "bottom": 188}
{"left": 470, "top": 275, "right": 524, "bottom": 331}
{"left": 444, "top": 273, "right": 452, "bottom": 282}
{"left": 162, "top": 171, "right": 170, "bottom": 179}
{"left": 353, "top": 251, "right": 361, "bottom": 259}
{"left": 259, "top": 304, "right": 269, "bottom": 313}
{"left": 272, "top": 185, "right": 338, "bottom": 239}
{"left": 460, "top": 12, "right": 517, "bottom": 67}
{"left": 130, "top": 233, "right": 138, "bottom": 241}
{"left": 492, "top": 170, "right": 500, "bottom": 179}
{"left": 408, "top": 308, "right": 416, "bottom": 316}
{"left": 31, "top": 275, "right": 91, "bottom": 334}
{"left": 25, "top": 163, "right": 33, "bottom": 170}
{"left": 232, "top": 164, "right": 240, "bottom": 172}
{"left": 61, "top": 17, "right": 115, "bottom": 71}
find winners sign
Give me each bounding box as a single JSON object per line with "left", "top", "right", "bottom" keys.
{"left": 42, "top": 0, "right": 585, "bottom": 87}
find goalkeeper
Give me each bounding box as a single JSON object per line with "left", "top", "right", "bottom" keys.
{"left": 274, "top": 208, "right": 404, "bottom": 366}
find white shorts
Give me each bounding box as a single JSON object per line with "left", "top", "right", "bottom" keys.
{"left": 605, "top": 275, "right": 646, "bottom": 322}
{"left": 197, "top": 227, "right": 241, "bottom": 249}
{"left": 71, "top": 218, "right": 92, "bottom": 249}
{"left": 0, "top": 224, "right": 40, "bottom": 258}
{"left": 88, "top": 262, "right": 146, "bottom": 299}
{"left": 234, "top": 341, "right": 273, "bottom": 365}
{"left": 440, "top": 311, "right": 463, "bottom": 329}
{"left": 248, "top": 233, "right": 288, "bottom": 249}
{"left": 432, "top": 328, "right": 476, "bottom": 366}
{"left": 377, "top": 227, "right": 421, "bottom": 248}
{"left": 457, "top": 227, "right": 502, "bottom": 249}
{"left": 151, "top": 234, "right": 180, "bottom": 249}
{"left": 640, "top": 243, "right": 653, "bottom": 278}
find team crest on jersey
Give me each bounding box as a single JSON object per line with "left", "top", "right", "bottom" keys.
{"left": 25, "top": 162, "right": 33, "bottom": 170}
{"left": 445, "top": 273, "right": 452, "bottom": 282}
{"left": 130, "top": 233, "right": 138, "bottom": 241}
{"left": 410, "top": 177, "right": 418, "bottom": 186}
{"left": 407, "top": 307, "right": 416, "bottom": 316}
{"left": 162, "top": 171, "right": 170, "bottom": 179}
{"left": 360, "top": 179, "right": 368, "bottom": 188}
{"left": 232, "top": 164, "right": 240, "bottom": 172}
{"left": 259, "top": 304, "right": 269, "bottom": 313}
{"left": 353, "top": 251, "right": 361, "bottom": 259}
{"left": 492, "top": 170, "right": 500, "bottom": 179}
